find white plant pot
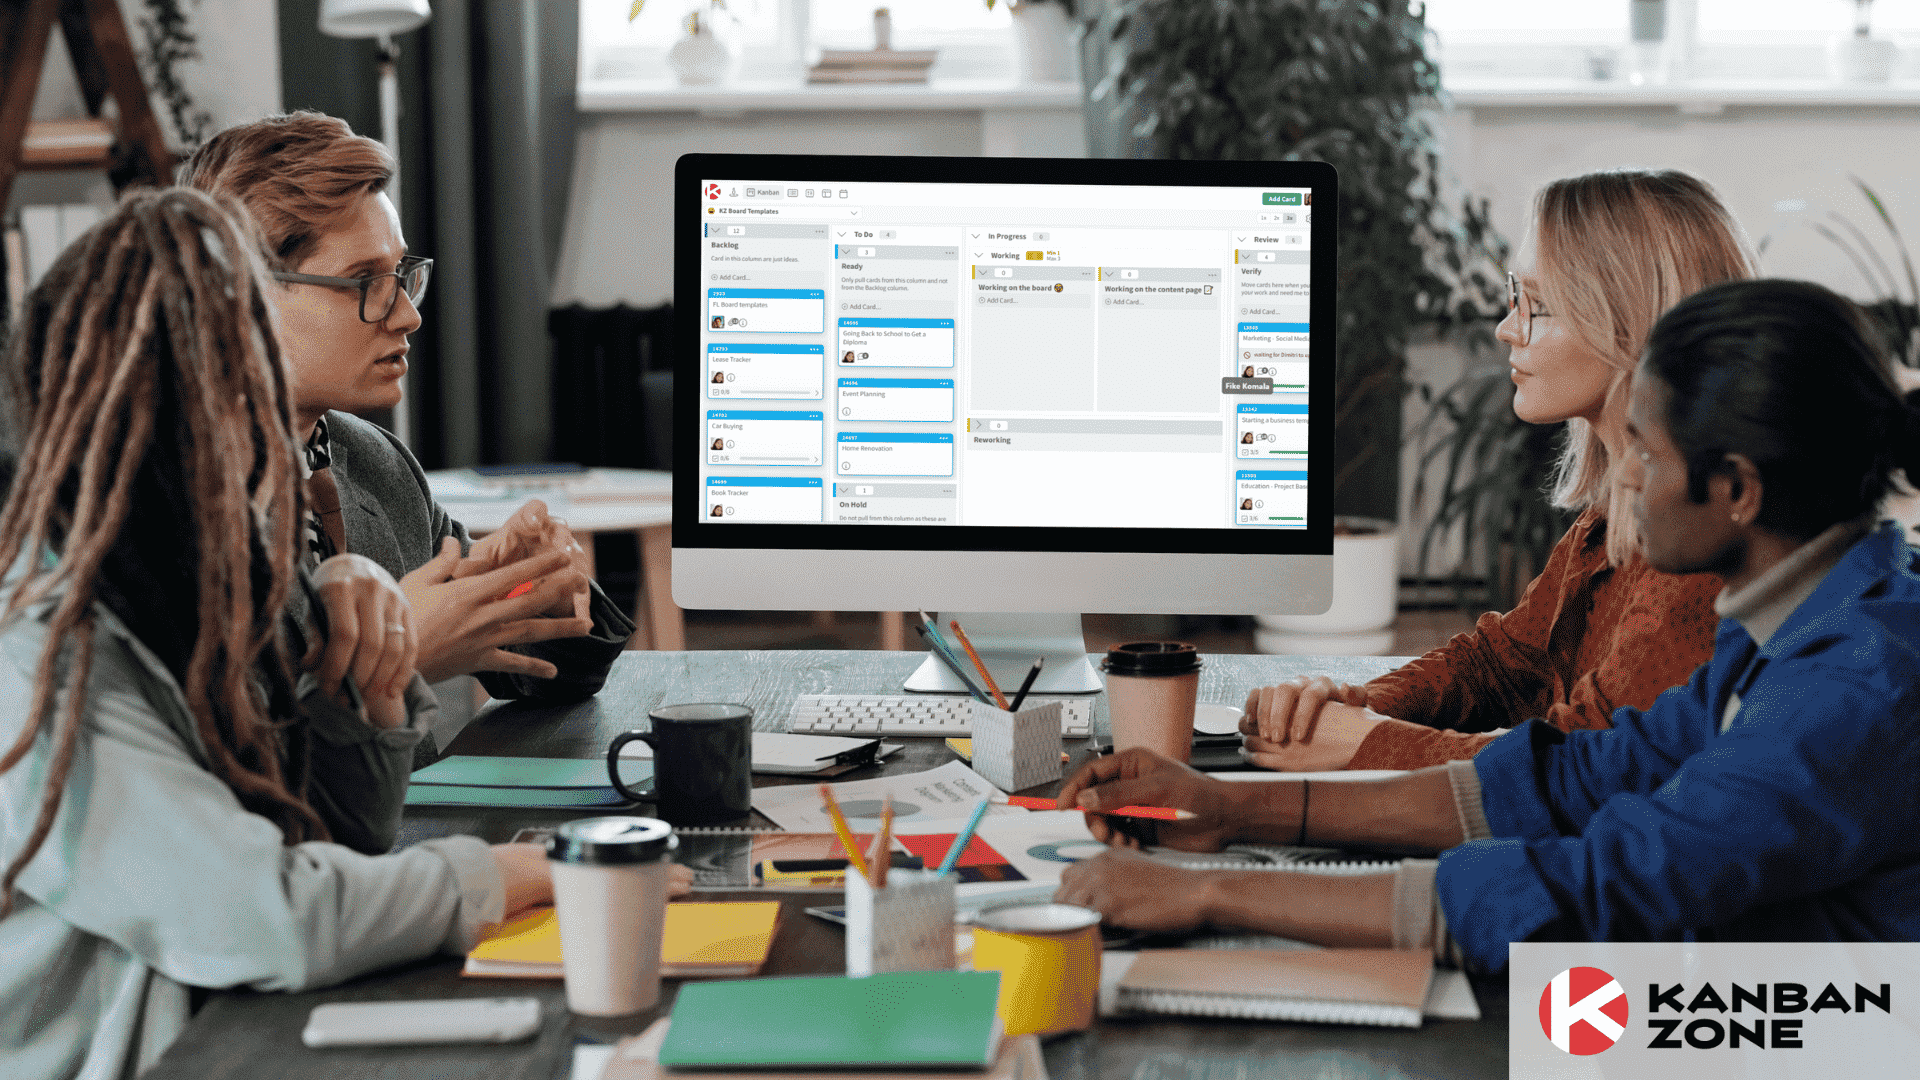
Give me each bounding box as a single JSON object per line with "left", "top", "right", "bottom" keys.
{"left": 1831, "top": 34, "right": 1897, "bottom": 83}
{"left": 1011, "top": 3, "right": 1078, "bottom": 83}
{"left": 669, "top": 22, "right": 736, "bottom": 85}
{"left": 1254, "top": 517, "right": 1399, "bottom": 656}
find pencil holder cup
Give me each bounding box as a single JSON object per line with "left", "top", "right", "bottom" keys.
{"left": 844, "top": 869, "right": 957, "bottom": 977}
{"left": 968, "top": 700, "right": 1063, "bottom": 793}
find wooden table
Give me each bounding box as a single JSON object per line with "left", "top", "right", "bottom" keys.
{"left": 142, "top": 651, "right": 1509, "bottom": 1080}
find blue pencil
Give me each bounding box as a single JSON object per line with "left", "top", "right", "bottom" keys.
{"left": 912, "top": 622, "right": 992, "bottom": 705}
{"left": 936, "top": 795, "right": 995, "bottom": 878}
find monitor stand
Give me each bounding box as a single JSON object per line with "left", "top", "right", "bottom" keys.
{"left": 902, "top": 612, "right": 1103, "bottom": 696}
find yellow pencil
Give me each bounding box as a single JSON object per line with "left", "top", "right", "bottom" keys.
{"left": 818, "top": 783, "right": 869, "bottom": 880}
{"left": 870, "top": 793, "right": 895, "bottom": 889}
{"left": 948, "top": 620, "right": 1010, "bottom": 710}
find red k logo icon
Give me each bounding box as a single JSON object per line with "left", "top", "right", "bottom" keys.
{"left": 706, "top": 184, "right": 722, "bottom": 199}
{"left": 1539, "top": 966, "right": 1628, "bottom": 1055}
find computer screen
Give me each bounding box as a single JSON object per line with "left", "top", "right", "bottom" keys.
{"left": 673, "top": 154, "right": 1335, "bottom": 633}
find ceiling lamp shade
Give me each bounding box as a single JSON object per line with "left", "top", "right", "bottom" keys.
{"left": 318, "top": 0, "right": 431, "bottom": 39}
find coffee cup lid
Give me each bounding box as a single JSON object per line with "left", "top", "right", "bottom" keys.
{"left": 973, "top": 902, "right": 1102, "bottom": 934}
{"left": 547, "top": 817, "right": 678, "bottom": 865}
{"left": 1100, "top": 641, "right": 1201, "bottom": 676}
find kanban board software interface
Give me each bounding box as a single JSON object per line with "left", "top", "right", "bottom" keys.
{"left": 697, "top": 179, "right": 1312, "bottom": 531}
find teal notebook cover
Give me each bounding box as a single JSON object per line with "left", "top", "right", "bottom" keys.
{"left": 404, "top": 757, "right": 653, "bottom": 807}
{"left": 411, "top": 755, "right": 653, "bottom": 788}
{"left": 658, "top": 971, "right": 1002, "bottom": 1069}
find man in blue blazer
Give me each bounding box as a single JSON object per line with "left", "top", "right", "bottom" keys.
{"left": 1053, "top": 280, "right": 1920, "bottom": 971}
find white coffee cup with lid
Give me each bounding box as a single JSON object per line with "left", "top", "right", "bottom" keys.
{"left": 546, "top": 816, "right": 678, "bottom": 1015}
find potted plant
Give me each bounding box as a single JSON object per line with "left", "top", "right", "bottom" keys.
{"left": 1078, "top": 0, "right": 1504, "bottom": 652}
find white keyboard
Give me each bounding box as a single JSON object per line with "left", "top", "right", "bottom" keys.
{"left": 788, "top": 695, "right": 1094, "bottom": 737}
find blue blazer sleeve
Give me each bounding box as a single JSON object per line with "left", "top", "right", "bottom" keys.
{"left": 1438, "top": 655, "right": 1920, "bottom": 971}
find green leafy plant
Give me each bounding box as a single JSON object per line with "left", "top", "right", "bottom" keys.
{"left": 1404, "top": 193, "right": 1573, "bottom": 613}
{"left": 1759, "top": 176, "right": 1919, "bottom": 369}
{"left": 1079, "top": 0, "right": 1504, "bottom": 524}
{"left": 136, "top": 0, "right": 211, "bottom": 148}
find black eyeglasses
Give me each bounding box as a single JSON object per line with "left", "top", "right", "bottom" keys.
{"left": 1506, "top": 271, "right": 1551, "bottom": 346}
{"left": 274, "top": 255, "right": 433, "bottom": 323}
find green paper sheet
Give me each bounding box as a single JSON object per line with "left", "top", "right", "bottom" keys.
{"left": 411, "top": 755, "right": 653, "bottom": 789}
{"left": 659, "top": 971, "right": 1002, "bottom": 1069}
{"left": 404, "top": 756, "right": 654, "bottom": 808}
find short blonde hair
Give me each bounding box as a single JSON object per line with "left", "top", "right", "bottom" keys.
{"left": 179, "top": 111, "right": 394, "bottom": 272}
{"left": 1532, "top": 169, "right": 1757, "bottom": 567}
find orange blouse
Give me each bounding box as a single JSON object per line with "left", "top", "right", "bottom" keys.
{"left": 1347, "top": 507, "right": 1722, "bottom": 770}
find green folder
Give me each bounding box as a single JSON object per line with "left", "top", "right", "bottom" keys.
{"left": 403, "top": 756, "right": 653, "bottom": 808}
{"left": 659, "top": 971, "right": 1003, "bottom": 1070}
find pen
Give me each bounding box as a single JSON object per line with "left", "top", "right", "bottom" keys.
{"left": 818, "top": 783, "right": 869, "bottom": 880}
{"left": 936, "top": 795, "right": 993, "bottom": 878}
{"left": 1008, "top": 658, "right": 1044, "bottom": 712}
{"left": 948, "top": 619, "right": 1010, "bottom": 710}
{"left": 912, "top": 623, "right": 992, "bottom": 705}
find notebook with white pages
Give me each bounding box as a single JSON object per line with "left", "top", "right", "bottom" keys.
{"left": 1147, "top": 844, "right": 1402, "bottom": 875}
{"left": 1112, "top": 948, "right": 1435, "bottom": 1028}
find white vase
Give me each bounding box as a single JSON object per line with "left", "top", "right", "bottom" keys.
{"left": 669, "top": 15, "right": 735, "bottom": 86}
{"left": 1010, "top": 2, "right": 1078, "bottom": 84}
{"left": 1254, "top": 517, "right": 1399, "bottom": 656}
{"left": 1831, "top": 34, "right": 1897, "bottom": 83}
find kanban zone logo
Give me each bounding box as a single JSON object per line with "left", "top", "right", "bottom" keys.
{"left": 1540, "top": 966, "right": 1629, "bottom": 1055}
{"left": 706, "top": 183, "right": 722, "bottom": 199}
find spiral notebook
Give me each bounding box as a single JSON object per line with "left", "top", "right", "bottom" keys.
{"left": 1114, "top": 948, "right": 1433, "bottom": 1028}
{"left": 1147, "top": 844, "right": 1402, "bottom": 876}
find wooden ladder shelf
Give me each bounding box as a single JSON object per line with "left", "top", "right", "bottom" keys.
{"left": 0, "top": 0, "right": 174, "bottom": 212}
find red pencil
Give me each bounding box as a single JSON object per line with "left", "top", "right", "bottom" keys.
{"left": 1008, "top": 795, "right": 1194, "bottom": 820}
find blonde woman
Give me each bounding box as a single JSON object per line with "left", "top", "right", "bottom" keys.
{"left": 1243, "top": 169, "right": 1757, "bottom": 771}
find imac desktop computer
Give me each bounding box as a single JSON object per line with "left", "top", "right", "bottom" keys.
{"left": 673, "top": 153, "right": 1336, "bottom": 696}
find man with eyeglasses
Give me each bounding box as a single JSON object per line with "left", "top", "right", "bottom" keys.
{"left": 184, "top": 114, "right": 635, "bottom": 765}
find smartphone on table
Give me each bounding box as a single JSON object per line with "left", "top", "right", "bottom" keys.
{"left": 301, "top": 998, "right": 542, "bottom": 1047}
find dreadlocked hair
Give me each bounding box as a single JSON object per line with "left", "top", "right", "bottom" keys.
{"left": 0, "top": 188, "right": 326, "bottom": 916}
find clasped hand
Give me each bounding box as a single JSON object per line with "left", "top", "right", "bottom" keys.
{"left": 398, "top": 501, "right": 596, "bottom": 684}
{"left": 1238, "top": 675, "right": 1389, "bottom": 771}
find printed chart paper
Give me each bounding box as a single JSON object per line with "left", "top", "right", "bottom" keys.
{"left": 750, "top": 760, "right": 1026, "bottom": 832}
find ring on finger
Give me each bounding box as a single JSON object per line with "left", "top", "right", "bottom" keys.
{"left": 387, "top": 623, "right": 406, "bottom": 634}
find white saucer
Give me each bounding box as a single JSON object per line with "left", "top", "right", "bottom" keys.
{"left": 1193, "top": 703, "right": 1243, "bottom": 736}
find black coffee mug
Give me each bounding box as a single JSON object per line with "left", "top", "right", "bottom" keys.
{"left": 608, "top": 703, "right": 753, "bottom": 826}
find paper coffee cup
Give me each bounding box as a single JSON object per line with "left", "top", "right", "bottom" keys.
{"left": 1101, "top": 642, "right": 1201, "bottom": 762}
{"left": 547, "top": 817, "right": 678, "bottom": 1016}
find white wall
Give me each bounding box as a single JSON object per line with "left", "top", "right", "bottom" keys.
{"left": 552, "top": 104, "right": 1085, "bottom": 307}
{"left": 1437, "top": 102, "right": 1920, "bottom": 305}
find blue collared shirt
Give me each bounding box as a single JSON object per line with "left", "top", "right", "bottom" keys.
{"left": 1437, "top": 521, "right": 1920, "bottom": 971}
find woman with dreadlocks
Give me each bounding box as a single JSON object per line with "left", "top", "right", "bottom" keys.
{"left": 0, "top": 190, "right": 553, "bottom": 1080}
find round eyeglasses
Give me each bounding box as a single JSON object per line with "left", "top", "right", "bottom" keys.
{"left": 273, "top": 255, "right": 433, "bottom": 323}
{"left": 1506, "top": 270, "right": 1551, "bottom": 346}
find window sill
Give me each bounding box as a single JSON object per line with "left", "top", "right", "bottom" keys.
{"left": 578, "top": 78, "right": 1081, "bottom": 115}
{"left": 1447, "top": 77, "right": 1920, "bottom": 113}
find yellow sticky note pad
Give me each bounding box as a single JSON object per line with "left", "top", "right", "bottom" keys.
{"left": 469, "top": 901, "right": 782, "bottom": 971}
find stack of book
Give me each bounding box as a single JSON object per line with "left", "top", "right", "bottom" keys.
{"left": 807, "top": 48, "right": 938, "bottom": 85}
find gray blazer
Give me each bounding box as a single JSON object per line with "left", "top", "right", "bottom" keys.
{"left": 323, "top": 411, "right": 636, "bottom": 704}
